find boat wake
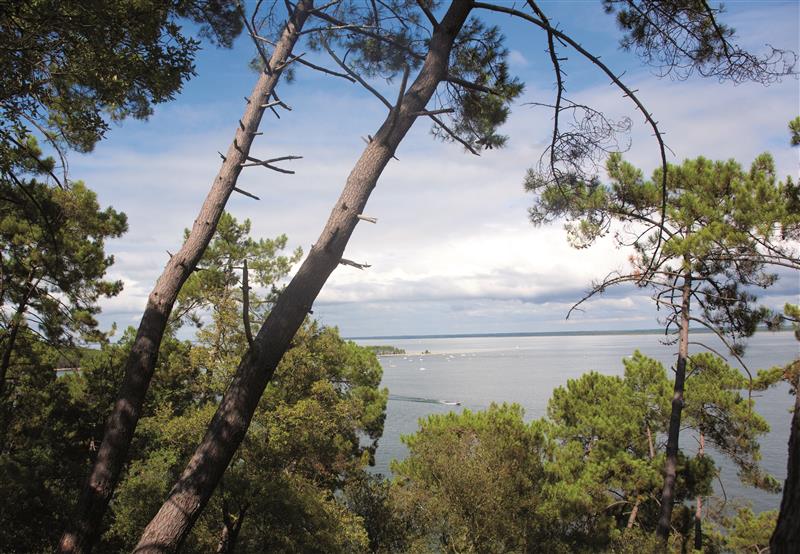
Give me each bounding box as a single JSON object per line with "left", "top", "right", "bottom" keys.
{"left": 389, "top": 394, "right": 461, "bottom": 406}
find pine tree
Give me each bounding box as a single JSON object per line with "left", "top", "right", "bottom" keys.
{"left": 527, "top": 151, "right": 798, "bottom": 541}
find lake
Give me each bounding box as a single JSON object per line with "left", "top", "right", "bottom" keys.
{"left": 354, "top": 330, "right": 799, "bottom": 513}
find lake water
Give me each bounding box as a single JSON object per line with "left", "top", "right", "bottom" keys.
{"left": 354, "top": 331, "right": 799, "bottom": 513}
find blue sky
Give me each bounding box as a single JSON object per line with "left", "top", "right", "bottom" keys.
{"left": 70, "top": 1, "right": 800, "bottom": 338}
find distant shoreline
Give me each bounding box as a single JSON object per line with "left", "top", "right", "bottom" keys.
{"left": 348, "top": 327, "right": 793, "bottom": 341}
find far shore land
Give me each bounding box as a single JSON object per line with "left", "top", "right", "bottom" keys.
{"left": 355, "top": 328, "right": 796, "bottom": 357}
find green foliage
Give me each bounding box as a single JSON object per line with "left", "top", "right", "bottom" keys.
{"left": 174, "top": 212, "right": 302, "bottom": 329}
{"left": 391, "top": 403, "right": 552, "bottom": 553}
{"left": 0, "top": 138, "right": 127, "bottom": 551}
{"left": 444, "top": 19, "right": 524, "bottom": 150}
{"left": 684, "top": 353, "right": 779, "bottom": 492}
{"left": 344, "top": 472, "right": 411, "bottom": 553}
{"left": 707, "top": 505, "right": 777, "bottom": 553}
{"left": 365, "top": 345, "right": 406, "bottom": 355}
{"left": 790, "top": 117, "right": 800, "bottom": 146}
{"left": 0, "top": 211, "right": 384, "bottom": 552}
{"left": 0, "top": 340, "right": 101, "bottom": 551}
{"left": 1, "top": 0, "right": 240, "bottom": 156}
{"left": 102, "top": 321, "right": 387, "bottom": 553}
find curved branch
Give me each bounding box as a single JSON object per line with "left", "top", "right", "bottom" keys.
{"left": 474, "top": 0, "right": 671, "bottom": 278}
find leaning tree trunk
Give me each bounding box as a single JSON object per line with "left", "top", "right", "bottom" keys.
{"left": 133, "top": 3, "right": 473, "bottom": 551}
{"left": 770, "top": 363, "right": 800, "bottom": 553}
{"left": 57, "top": 4, "right": 313, "bottom": 552}
{"left": 656, "top": 269, "right": 692, "bottom": 541}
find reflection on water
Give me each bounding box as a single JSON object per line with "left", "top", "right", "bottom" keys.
{"left": 356, "top": 331, "right": 798, "bottom": 513}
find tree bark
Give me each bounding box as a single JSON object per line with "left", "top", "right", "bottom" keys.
{"left": 133, "top": 3, "right": 473, "bottom": 551}
{"left": 57, "top": 5, "right": 313, "bottom": 552}
{"left": 770, "top": 365, "right": 800, "bottom": 553}
{"left": 656, "top": 269, "right": 692, "bottom": 541}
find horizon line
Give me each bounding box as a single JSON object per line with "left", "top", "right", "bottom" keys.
{"left": 347, "top": 327, "right": 684, "bottom": 341}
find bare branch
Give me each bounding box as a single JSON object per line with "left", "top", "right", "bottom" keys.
{"left": 427, "top": 114, "right": 480, "bottom": 156}
{"left": 310, "top": 9, "right": 426, "bottom": 62}
{"left": 240, "top": 154, "right": 302, "bottom": 173}
{"left": 339, "top": 258, "right": 371, "bottom": 270}
{"left": 309, "top": 0, "right": 343, "bottom": 13}
{"left": 290, "top": 53, "right": 356, "bottom": 81}
{"left": 414, "top": 108, "right": 455, "bottom": 116}
{"left": 528, "top": 0, "right": 565, "bottom": 188}
{"left": 390, "top": 64, "right": 411, "bottom": 129}
{"left": 320, "top": 38, "right": 393, "bottom": 110}
{"left": 298, "top": 24, "right": 369, "bottom": 36}
{"left": 237, "top": 1, "right": 273, "bottom": 74}
{"left": 233, "top": 187, "right": 260, "bottom": 200}
{"left": 476, "top": 0, "right": 671, "bottom": 279}
{"left": 688, "top": 316, "right": 753, "bottom": 385}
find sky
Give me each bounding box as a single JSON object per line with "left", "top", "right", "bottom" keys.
{"left": 70, "top": 0, "right": 800, "bottom": 338}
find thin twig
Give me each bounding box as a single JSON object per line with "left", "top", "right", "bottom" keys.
{"left": 242, "top": 260, "right": 254, "bottom": 346}
{"left": 233, "top": 187, "right": 260, "bottom": 200}
{"left": 321, "top": 38, "right": 393, "bottom": 109}
{"left": 474, "top": 0, "right": 671, "bottom": 280}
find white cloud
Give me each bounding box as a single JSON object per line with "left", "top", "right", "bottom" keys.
{"left": 508, "top": 49, "right": 529, "bottom": 68}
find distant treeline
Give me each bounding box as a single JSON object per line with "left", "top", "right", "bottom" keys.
{"left": 364, "top": 345, "right": 406, "bottom": 355}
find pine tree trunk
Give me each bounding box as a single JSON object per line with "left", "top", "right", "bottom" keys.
{"left": 133, "top": 4, "right": 473, "bottom": 551}
{"left": 627, "top": 496, "right": 640, "bottom": 529}
{"left": 0, "top": 277, "right": 37, "bottom": 396}
{"left": 57, "top": 5, "right": 313, "bottom": 552}
{"left": 770, "top": 365, "right": 800, "bottom": 553}
{"left": 656, "top": 269, "right": 692, "bottom": 540}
